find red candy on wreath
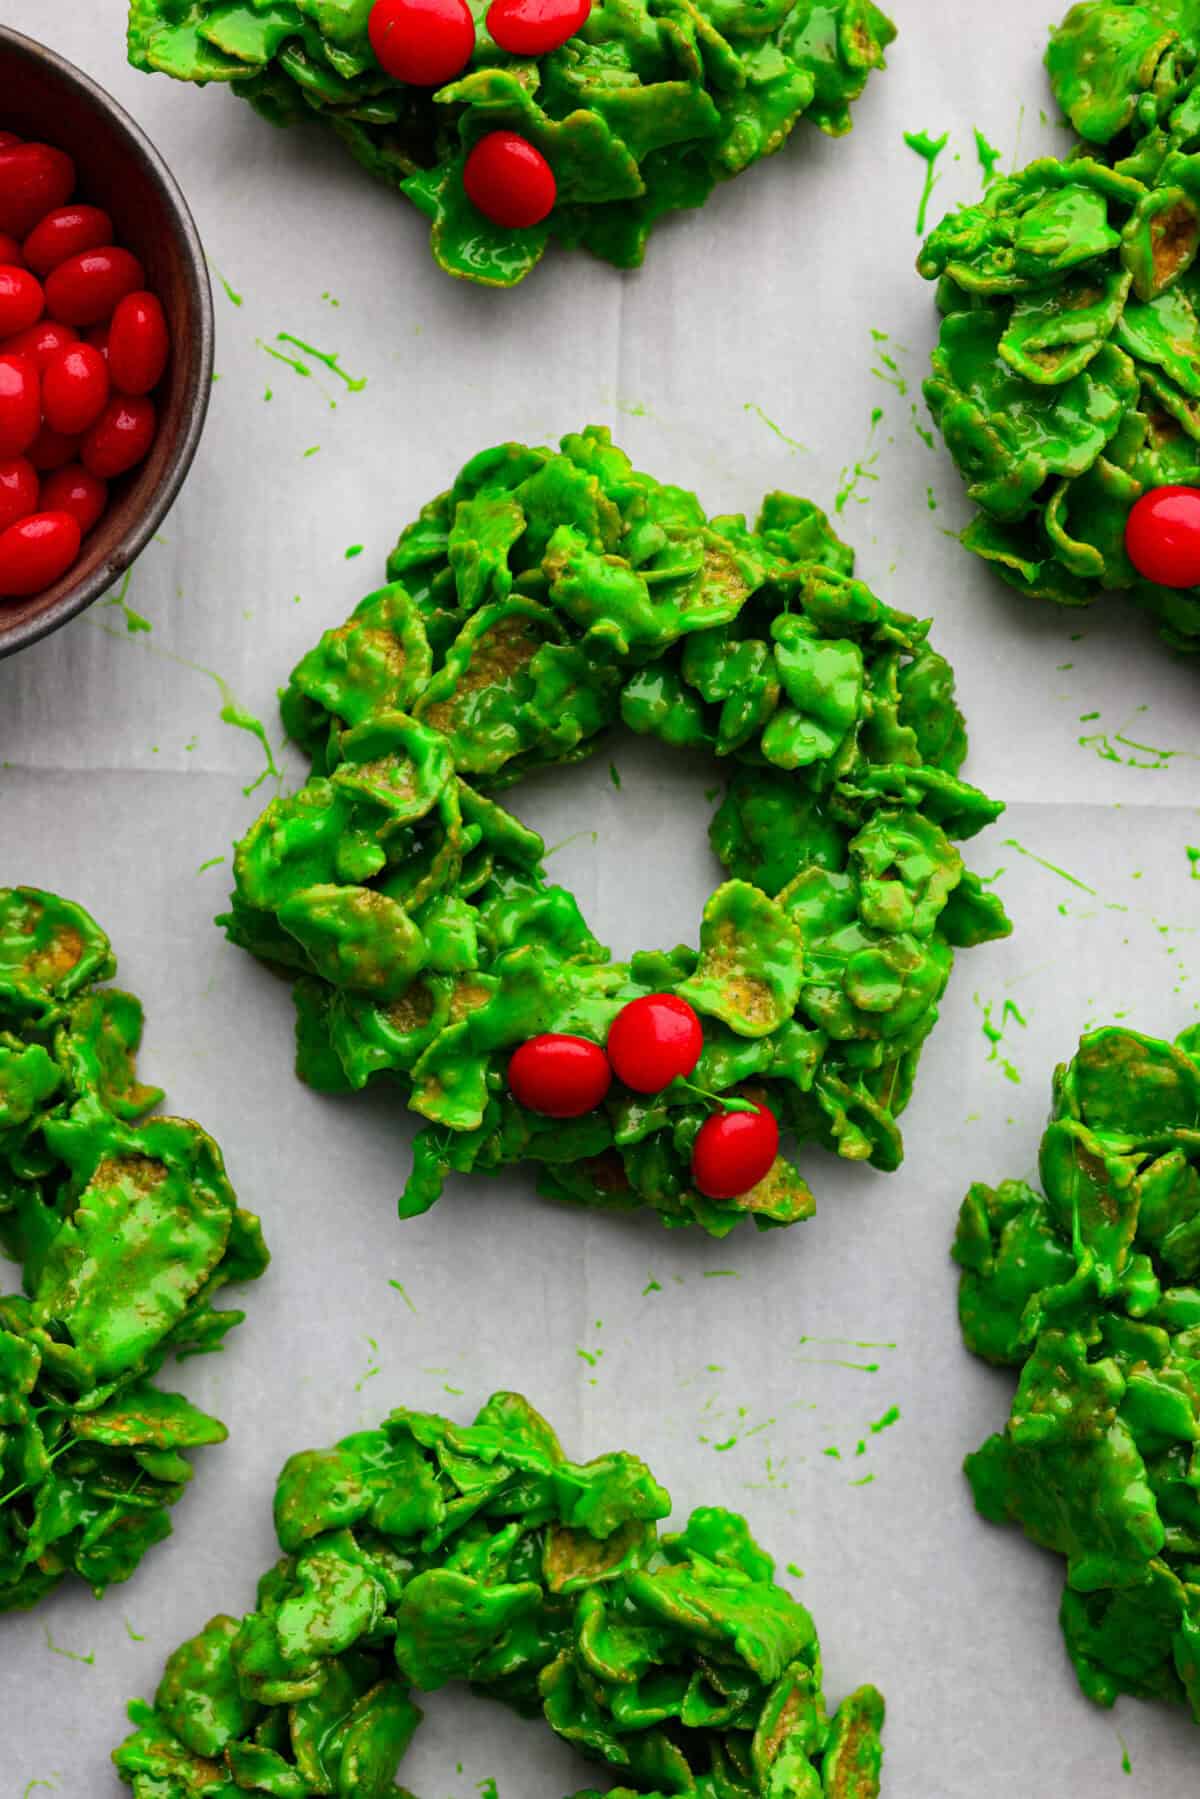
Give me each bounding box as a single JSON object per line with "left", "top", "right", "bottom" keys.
{"left": 508, "top": 1032, "right": 612, "bottom": 1117}
{"left": 1125, "top": 485, "right": 1200, "bottom": 589}
{"left": 607, "top": 993, "right": 703, "bottom": 1093}
{"left": 368, "top": 0, "right": 475, "bottom": 85}
{"left": 691, "top": 1102, "right": 779, "bottom": 1200}
{"left": 487, "top": 0, "right": 592, "bottom": 56}
{"left": 463, "top": 131, "right": 557, "bottom": 228}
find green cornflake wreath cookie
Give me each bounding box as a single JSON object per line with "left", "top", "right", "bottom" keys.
{"left": 112, "top": 1390, "right": 886, "bottom": 1798}
{"left": 917, "top": 0, "right": 1200, "bottom": 648}
{"left": 0, "top": 887, "right": 269, "bottom": 1612}
{"left": 126, "top": 0, "right": 894, "bottom": 288}
{"left": 954, "top": 1024, "right": 1200, "bottom": 1720}
{"left": 220, "top": 426, "right": 1010, "bottom": 1239}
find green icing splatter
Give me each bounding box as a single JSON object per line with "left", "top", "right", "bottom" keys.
{"left": 197, "top": 856, "right": 226, "bottom": 875}
{"left": 1001, "top": 837, "right": 1096, "bottom": 896}
{"left": 277, "top": 335, "right": 366, "bottom": 394}
{"left": 45, "top": 1626, "right": 94, "bottom": 1665}
{"left": 977, "top": 994, "right": 1027, "bottom": 1085}
{"left": 903, "top": 129, "right": 949, "bottom": 234}
{"left": 1188, "top": 847, "right": 1200, "bottom": 881}
{"left": 388, "top": 1278, "right": 417, "bottom": 1313}
{"left": 973, "top": 126, "right": 1002, "bottom": 186}
{"left": 102, "top": 571, "right": 151, "bottom": 635}
{"left": 743, "top": 402, "right": 806, "bottom": 453}
{"left": 345, "top": 545, "right": 364, "bottom": 560}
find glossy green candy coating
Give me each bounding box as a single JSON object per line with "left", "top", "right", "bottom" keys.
{"left": 0, "top": 887, "right": 269, "bottom": 1612}
{"left": 918, "top": 0, "right": 1200, "bottom": 647}
{"left": 222, "top": 428, "right": 1009, "bottom": 1238}
{"left": 954, "top": 1023, "right": 1200, "bottom": 1718}
{"left": 126, "top": 0, "right": 894, "bottom": 287}
{"left": 112, "top": 1390, "right": 885, "bottom": 1797}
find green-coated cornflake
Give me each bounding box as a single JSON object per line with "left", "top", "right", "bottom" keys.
{"left": 113, "top": 1391, "right": 885, "bottom": 1797}
{"left": 126, "top": 0, "right": 894, "bottom": 287}
{"left": 0, "top": 888, "right": 269, "bottom": 1612}
{"left": 918, "top": 0, "right": 1200, "bottom": 649}
{"left": 220, "top": 427, "right": 1010, "bottom": 1239}
{"left": 953, "top": 1023, "right": 1200, "bottom": 1722}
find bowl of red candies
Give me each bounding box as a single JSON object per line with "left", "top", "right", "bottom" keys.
{"left": 0, "top": 27, "right": 213, "bottom": 657}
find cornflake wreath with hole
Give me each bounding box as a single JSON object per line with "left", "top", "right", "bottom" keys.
{"left": 0, "top": 887, "right": 269, "bottom": 1611}
{"left": 127, "top": 0, "right": 895, "bottom": 288}
{"left": 918, "top": 0, "right": 1200, "bottom": 649}
{"left": 220, "top": 426, "right": 1011, "bottom": 1238}
{"left": 112, "top": 1390, "right": 886, "bottom": 1798}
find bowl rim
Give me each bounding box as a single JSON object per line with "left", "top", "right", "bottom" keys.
{"left": 0, "top": 24, "right": 214, "bottom": 660}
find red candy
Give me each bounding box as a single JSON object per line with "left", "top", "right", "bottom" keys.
{"left": 108, "top": 291, "right": 169, "bottom": 395}
{"left": 0, "top": 457, "right": 37, "bottom": 532}
{"left": 0, "top": 144, "right": 75, "bottom": 239}
{"left": 691, "top": 1102, "right": 779, "bottom": 1200}
{"left": 508, "top": 1033, "right": 612, "bottom": 1117}
{"left": 27, "top": 423, "right": 80, "bottom": 473}
{"left": 487, "top": 0, "right": 591, "bottom": 54}
{"left": 368, "top": 0, "right": 475, "bottom": 84}
{"left": 1125, "top": 485, "right": 1200, "bottom": 588}
{"left": 0, "top": 510, "right": 81, "bottom": 598}
{"left": 0, "top": 353, "right": 40, "bottom": 458}
{"left": 42, "top": 343, "right": 109, "bottom": 436}
{"left": 23, "top": 204, "right": 114, "bottom": 277}
{"left": 0, "top": 137, "right": 169, "bottom": 600}
{"left": 1, "top": 319, "right": 78, "bottom": 370}
{"left": 40, "top": 464, "right": 107, "bottom": 537}
{"left": 0, "top": 266, "right": 44, "bottom": 337}
{"left": 81, "top": 394, "right": 156, "bottom": 479}
{"left": 463, "top": 131, "right": 556, "bottom": 227}
{"left": 44, "top": 247, "right": 145, "bottom": 328}
{"left": 607, "top": 993, "right": 703, "bottom": 1093}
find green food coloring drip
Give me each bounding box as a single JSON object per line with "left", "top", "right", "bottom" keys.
{"left": 903, "top": 129, "right": 949, "bottom": 234}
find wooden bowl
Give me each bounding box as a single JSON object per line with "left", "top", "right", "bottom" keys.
{"left": 0, "top": 26, "right": 213, "bottom": 658}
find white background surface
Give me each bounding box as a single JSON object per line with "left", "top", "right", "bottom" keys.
{"left": 3, "top": 1, "right": 1200, "bottom": 1792}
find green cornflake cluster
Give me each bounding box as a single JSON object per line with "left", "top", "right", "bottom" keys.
{"left": 112, "top": 1390, "right": 886, "bottom": 1797}
{"left": 0, "top": 887, "right": 269, "bottom": 1612}
{"left": 954, "top": 1024, "right": 1200, "bottom": 1719}
{"left": 126, "top": 0, "right": 894, "bottom": 288}
{"left": 918, "top": 0, "right": 1200, "bottom": 648}
{"left": 220, "top": 427, "right": 1011, "bottom": 1239}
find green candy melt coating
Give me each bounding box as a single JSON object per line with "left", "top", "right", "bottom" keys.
{"left": 953, "top": 1022, "right": 1200, "bottom": 1720}
{"left": 0, "top": 887, "right": 269, "bottom": 1612}
{"left": 221, "top": 427, "right": 1010, "bottom": 1239}
{"left": 126, "top": 0, "right": 894, "bottom": 287}
{"left": 112, "top": 1390, "right": 885, "bottom": 1797}
{"left": 918, "top": 0, "right": 1200, "bottom": 649}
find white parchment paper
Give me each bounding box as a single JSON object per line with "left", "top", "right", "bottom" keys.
{"left": 3, "top": 1, "right": 1200, "bottom": 1791}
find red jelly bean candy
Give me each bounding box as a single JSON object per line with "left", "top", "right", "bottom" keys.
{"left": 0, "top": 266, "right": 44, "bottom": 337}
{"left": 508, "top": 1033, "right": 612, "bottom": 1117}
{"left": 23, "top": 204, "right": 115, "bottom": 277}
{"left": 0, "top": 457, "right": 38, "bottom": 532}
{"left": 0, "top": 319, "right": 78, "bottom": 369}
{"left": 0, "top": 144, "right": 75, "bottom": 239}
{"left": 607, "top": 993, "right": 703, "bottom": 1093}
{"left": 463, "top": 131, "right": 556, "bottom": 228}
{"left": 368, "top": 0, "right": 475, "bottom": 84}
{"left": 42, "top": 343, "right": 109, "bottom": 436}
{"left": 27, "top": 423, "right": 80, "bottom": 474}
{"left": 44, "top": 247, "right": 145, "bottom": 328}
{"left": 81, "top": 394, "right": 156, "bottom": 479}
{"left": 108, "top": 292, "right": 169, "bottom": 395}
{"left": 40, "top": 464, "right": 107, "bottom": 537}
{"left": 487, "top": 0, "right": 591, "bottom": 55}
{"left": 0, "top": 510, "right": 81, "bottom": 598}
{"left": 1125, "top": 485, "right": 1200, "bottom": 588}
{"left": 691, "top": 1101, "right": 779, "bottom": 1199}
{"left": 0, "top": 353, "right": 40, "bottom": 458}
